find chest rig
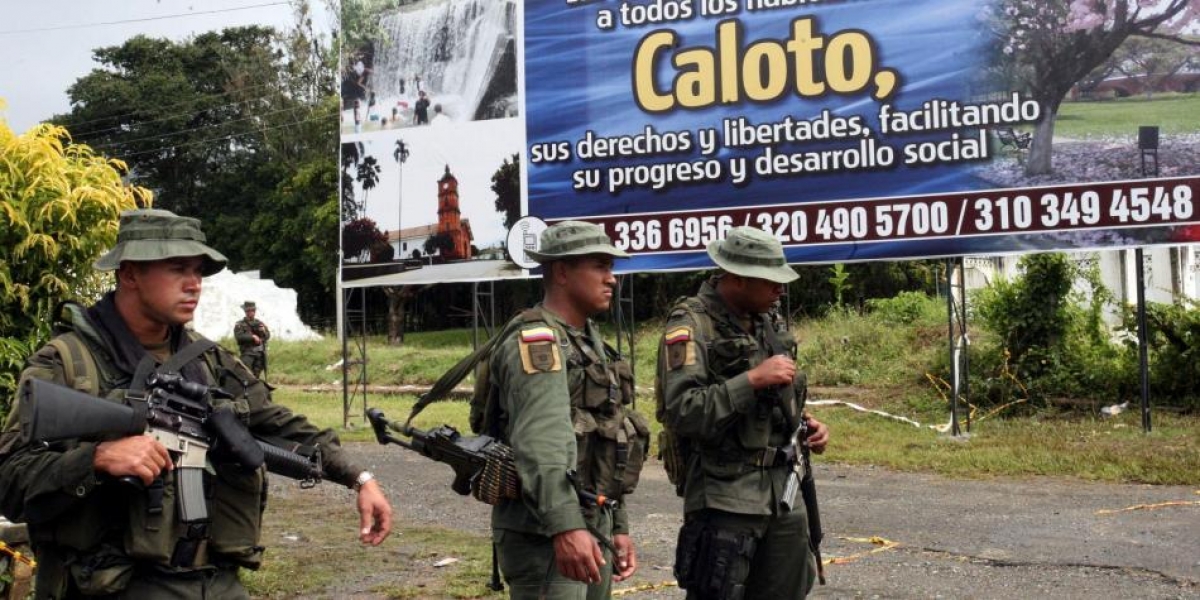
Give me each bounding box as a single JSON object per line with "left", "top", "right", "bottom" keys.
{"left": 667, "top": 296, "right": 804, "bottom": 475}
{"left": 35, "top": 314, "right": 269, "bottom": 581}
{"left": 559, "top": 323, "right": 651, "bottom": 499}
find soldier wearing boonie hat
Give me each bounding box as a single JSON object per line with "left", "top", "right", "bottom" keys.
{"left": 93, "top": 208, "right": 228, "bottom": 275}
{"left": 656, "top": 226, "right": 830, "bottom": 599}
{"left": 0, "top": 208, "right": 393, "bottom": 599}
{"left": 485, "top": 220, "right": 646, "bottom": 599}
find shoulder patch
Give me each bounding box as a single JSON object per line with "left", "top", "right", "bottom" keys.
{"left": 664, "top": 326, "right": 692, "bottom": 345}
{"left": 520, "top": 326, "right": 556, "bottom": 344}
{"left": 519, "top": 327, "right": 562, "bottom": 374}
{"left": 665, "top": 326, "right": 697, "bottom": 370}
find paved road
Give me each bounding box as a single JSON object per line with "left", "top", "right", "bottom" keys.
{"left": 334, "top": 443, "right": 1199, "bottom": 599}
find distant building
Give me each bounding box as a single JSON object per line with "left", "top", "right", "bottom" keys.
{"left": 386, "top": 219, "right": 475, "bottom": 260}
{"left": 437, "top": 165, "right": 474, "bottom": 260}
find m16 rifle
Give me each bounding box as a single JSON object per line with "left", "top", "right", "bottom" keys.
{"left": 19, "top": 376, "right": 324, "bottom": 508}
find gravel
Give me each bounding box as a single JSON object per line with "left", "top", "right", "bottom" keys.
{"left": 281, "top": 442, "right": 1198, "bottom": 599}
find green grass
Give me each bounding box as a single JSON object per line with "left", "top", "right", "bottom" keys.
{"left": 262, "top": 297, "right": 1200, "bottom": 486}
{"left": 1055, "top": 93, "right": 1200, "bottom": 139}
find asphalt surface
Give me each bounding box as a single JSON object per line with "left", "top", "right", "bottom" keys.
{"left": 335, "top": 442, "right": 1199, "bottom": 599}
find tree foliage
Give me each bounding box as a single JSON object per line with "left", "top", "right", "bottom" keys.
{"left": 984, "top": 0, "right": 1198, "bottom": 175}
{"left": 53, "top": 3, "right": 341, "bottom": 322}
{"left": 491, "top": 153, "right": 521, "bottom": 229}
{"left": 0, "top": 117, "right": 148, "bottom": 414}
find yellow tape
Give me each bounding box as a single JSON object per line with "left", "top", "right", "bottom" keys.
{"left": 0, "top": 540, "right": 37, "bottom": 568}
{"left": 612, "top": 581, "right": 679, "bottom": 596}
{"left": 1095, "top": 500, "right": 1200, "bottom": 515}
{"left": 826, "top": 536, "right": 901, "bottom": 566}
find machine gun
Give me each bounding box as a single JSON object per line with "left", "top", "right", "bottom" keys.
{"left": 367, "top": 408, "right": 519, "bottom": 505}
{"left": 19, "top": 376, "right": 325, "bottom": 517}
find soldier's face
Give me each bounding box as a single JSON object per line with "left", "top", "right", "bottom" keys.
{"left": 732, "top": 275, "right": 784, "bottom": 314}
{"left": 245, "top": 308, "right": 256, "bottom": 319}
{"left": 559, "top": 255, "right": 617, "bottom": 315}
{"left": 122, "top": 256, "right": 205, "bottom": 326}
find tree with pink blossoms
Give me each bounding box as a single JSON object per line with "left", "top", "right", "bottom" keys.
{"left": 984, "top": 0, "right": 1198, "bottom": 175}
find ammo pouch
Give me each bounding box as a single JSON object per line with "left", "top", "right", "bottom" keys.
{"left": 67, "top": 543, "right": 135, "bottom": 596}
{"left": 573, "top": 356, "right": 651, "bottom": 498}
{"left": 674, "top": 518, "right": 758, "bottom": 600}
{"left": 573, "top": 407, "right": 651, "bottom": 497}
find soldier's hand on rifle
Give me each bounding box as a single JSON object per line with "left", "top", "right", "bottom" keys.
{"left": 355, "top": 479, "right": 393, "bottom": 546}
{"left": 804, "top": 414, "right": 829, "bottom": 455}
{"left": 611, "top": 533, "right": 638, "bottom": 582}
{"left": 94, "top": 436, "right": 173, "bottom": 485}
{"left": 252, "top": 334, "right": 262, "bottom": 345}
{"left": 553, "top": 528, "right": 605, "bottom": 584}
{"left": 748, "top": 355, "right": 796, "bottom": 390}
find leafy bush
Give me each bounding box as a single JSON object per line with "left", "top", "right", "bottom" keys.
{"left": 0, "top": 118, "right": 145, "bottom": 420}
{"left": 1119, "top": 300, "right": 1200, "bottom": 412}
{"left": 866, "top": 291, "right": 945, "bottom": 325}
{"left": 970, "top": 253, "right": 1130, "bottom": 410}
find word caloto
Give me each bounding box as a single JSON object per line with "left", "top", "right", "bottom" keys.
{"left": 634, "top": 17, "right": 900, "bottom": 112}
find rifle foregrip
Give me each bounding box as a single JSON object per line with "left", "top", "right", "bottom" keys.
{"left": 258, "top": 440, "right": 323, "bottom": 482}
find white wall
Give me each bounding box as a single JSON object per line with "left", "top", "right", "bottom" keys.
{"left": 193, "top": 270, "right": 321, "bottom": 343}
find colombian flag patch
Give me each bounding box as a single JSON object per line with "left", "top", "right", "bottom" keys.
{"left": 664, "top": 326, "right": 691, "bottom": 345}
{"left": 520, "top": 326, "right": 556, "bottom": 343}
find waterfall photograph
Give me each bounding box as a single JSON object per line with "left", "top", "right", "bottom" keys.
{"left": 341, "top": 0, "right": 519, "bottom": 135}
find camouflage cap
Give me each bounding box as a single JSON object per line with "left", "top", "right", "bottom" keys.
{"left": 242, "top": 301, "right": 257, "bottom": 310}
{"left": 93, "top": 208, "right": 227, "bottom": 276}
{"left": 525, "top": 220, "right": 630, "bottom": 264}
{"left": 706, "top": 226, "right": 798, "bottom": 284}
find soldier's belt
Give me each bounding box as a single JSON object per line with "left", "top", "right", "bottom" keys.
{"left": 748, "top": 444, "right": 797, "bottom": 468}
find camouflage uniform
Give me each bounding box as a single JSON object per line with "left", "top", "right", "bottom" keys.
{"left": 233, "top": 302, "right": 270, "bottom": 378}
{"left": 0, "top": 210, "right": 371, "bottom": 599}
{"left": 657, "top": 227, "right": 818, "bottom": 600}
{"left": 485, "top": 222, "right": 648, "bottom": 600}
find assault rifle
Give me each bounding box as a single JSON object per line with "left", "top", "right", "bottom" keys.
{"left": 19, "top": 377, "right": 324, "bottom": 530}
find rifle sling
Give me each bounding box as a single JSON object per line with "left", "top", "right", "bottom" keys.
{"left": 404, "top": 319, "right": 522, "bottom": 428}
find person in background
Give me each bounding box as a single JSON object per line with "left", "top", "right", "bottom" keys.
{"left": 234, "top": 301, "right": 270, "bottom": 379}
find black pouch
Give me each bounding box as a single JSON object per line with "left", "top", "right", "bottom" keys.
{"left": 673, "top": 517, "right": 710, "bottom": 591}
{"left": 68, "top": 543, "right": 135, "bottom": 596}
{"left": 675, "top": 518, "right": 758, "bottom": 600}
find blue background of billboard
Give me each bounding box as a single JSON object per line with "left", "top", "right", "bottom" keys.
{"left": 524, "top": 0, "right": 1066, "bottom": 271}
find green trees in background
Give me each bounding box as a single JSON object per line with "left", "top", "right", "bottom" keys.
{"left": 54, "top": 3, "right": 339, "bottom": 323}
{"left": 0, "top": 116, "right": 147, "bottom": 418}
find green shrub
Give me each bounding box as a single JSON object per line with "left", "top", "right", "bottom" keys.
{"left": 1119, "top": 300, "right": 1200, "bottom": 412}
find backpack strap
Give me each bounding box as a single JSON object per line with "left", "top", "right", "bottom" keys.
{"left": 46, "top": 334, "right": 101, "bottom": 396}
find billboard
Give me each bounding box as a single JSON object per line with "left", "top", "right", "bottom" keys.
{"left": 341, "top": 0, "right": 1200, "bottom": 284}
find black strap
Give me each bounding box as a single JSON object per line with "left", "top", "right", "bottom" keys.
{"left": 404, "top": 315, "right": 530, "bottom": 428}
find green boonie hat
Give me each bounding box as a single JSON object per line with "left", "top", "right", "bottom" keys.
{"left": 242, "top": 301, "right": 257, "bottom": 310}
{"left": 525, "top": 220, "right": 630, "bottom": 264}
{"left": 94, "top": 208, "right": 227, "bottom": 276}
{"left": 707, "top": 226, "right": 798, "bottom": 284}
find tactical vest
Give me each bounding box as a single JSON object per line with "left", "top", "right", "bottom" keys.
{"left": 656, "top": 296, "right": 806, "bottom": 492}
{"left": 31, "top": 304, "right": 268, "bottom": 596}
{"left": 474, "top": 310, "right": 651, "bottom": 500}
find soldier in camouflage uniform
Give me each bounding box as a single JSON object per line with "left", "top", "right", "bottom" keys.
{"left": 0, "top": 209, "right": 392, "bottom": 599}
{"left": 657, "top": 226, "right": 829, "bottom": 600}
{"left": 234, "top": 301, "right": 270, "bottom": 378}
{"left": 483, "top": 221, "right": 649, "bottom": 599}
